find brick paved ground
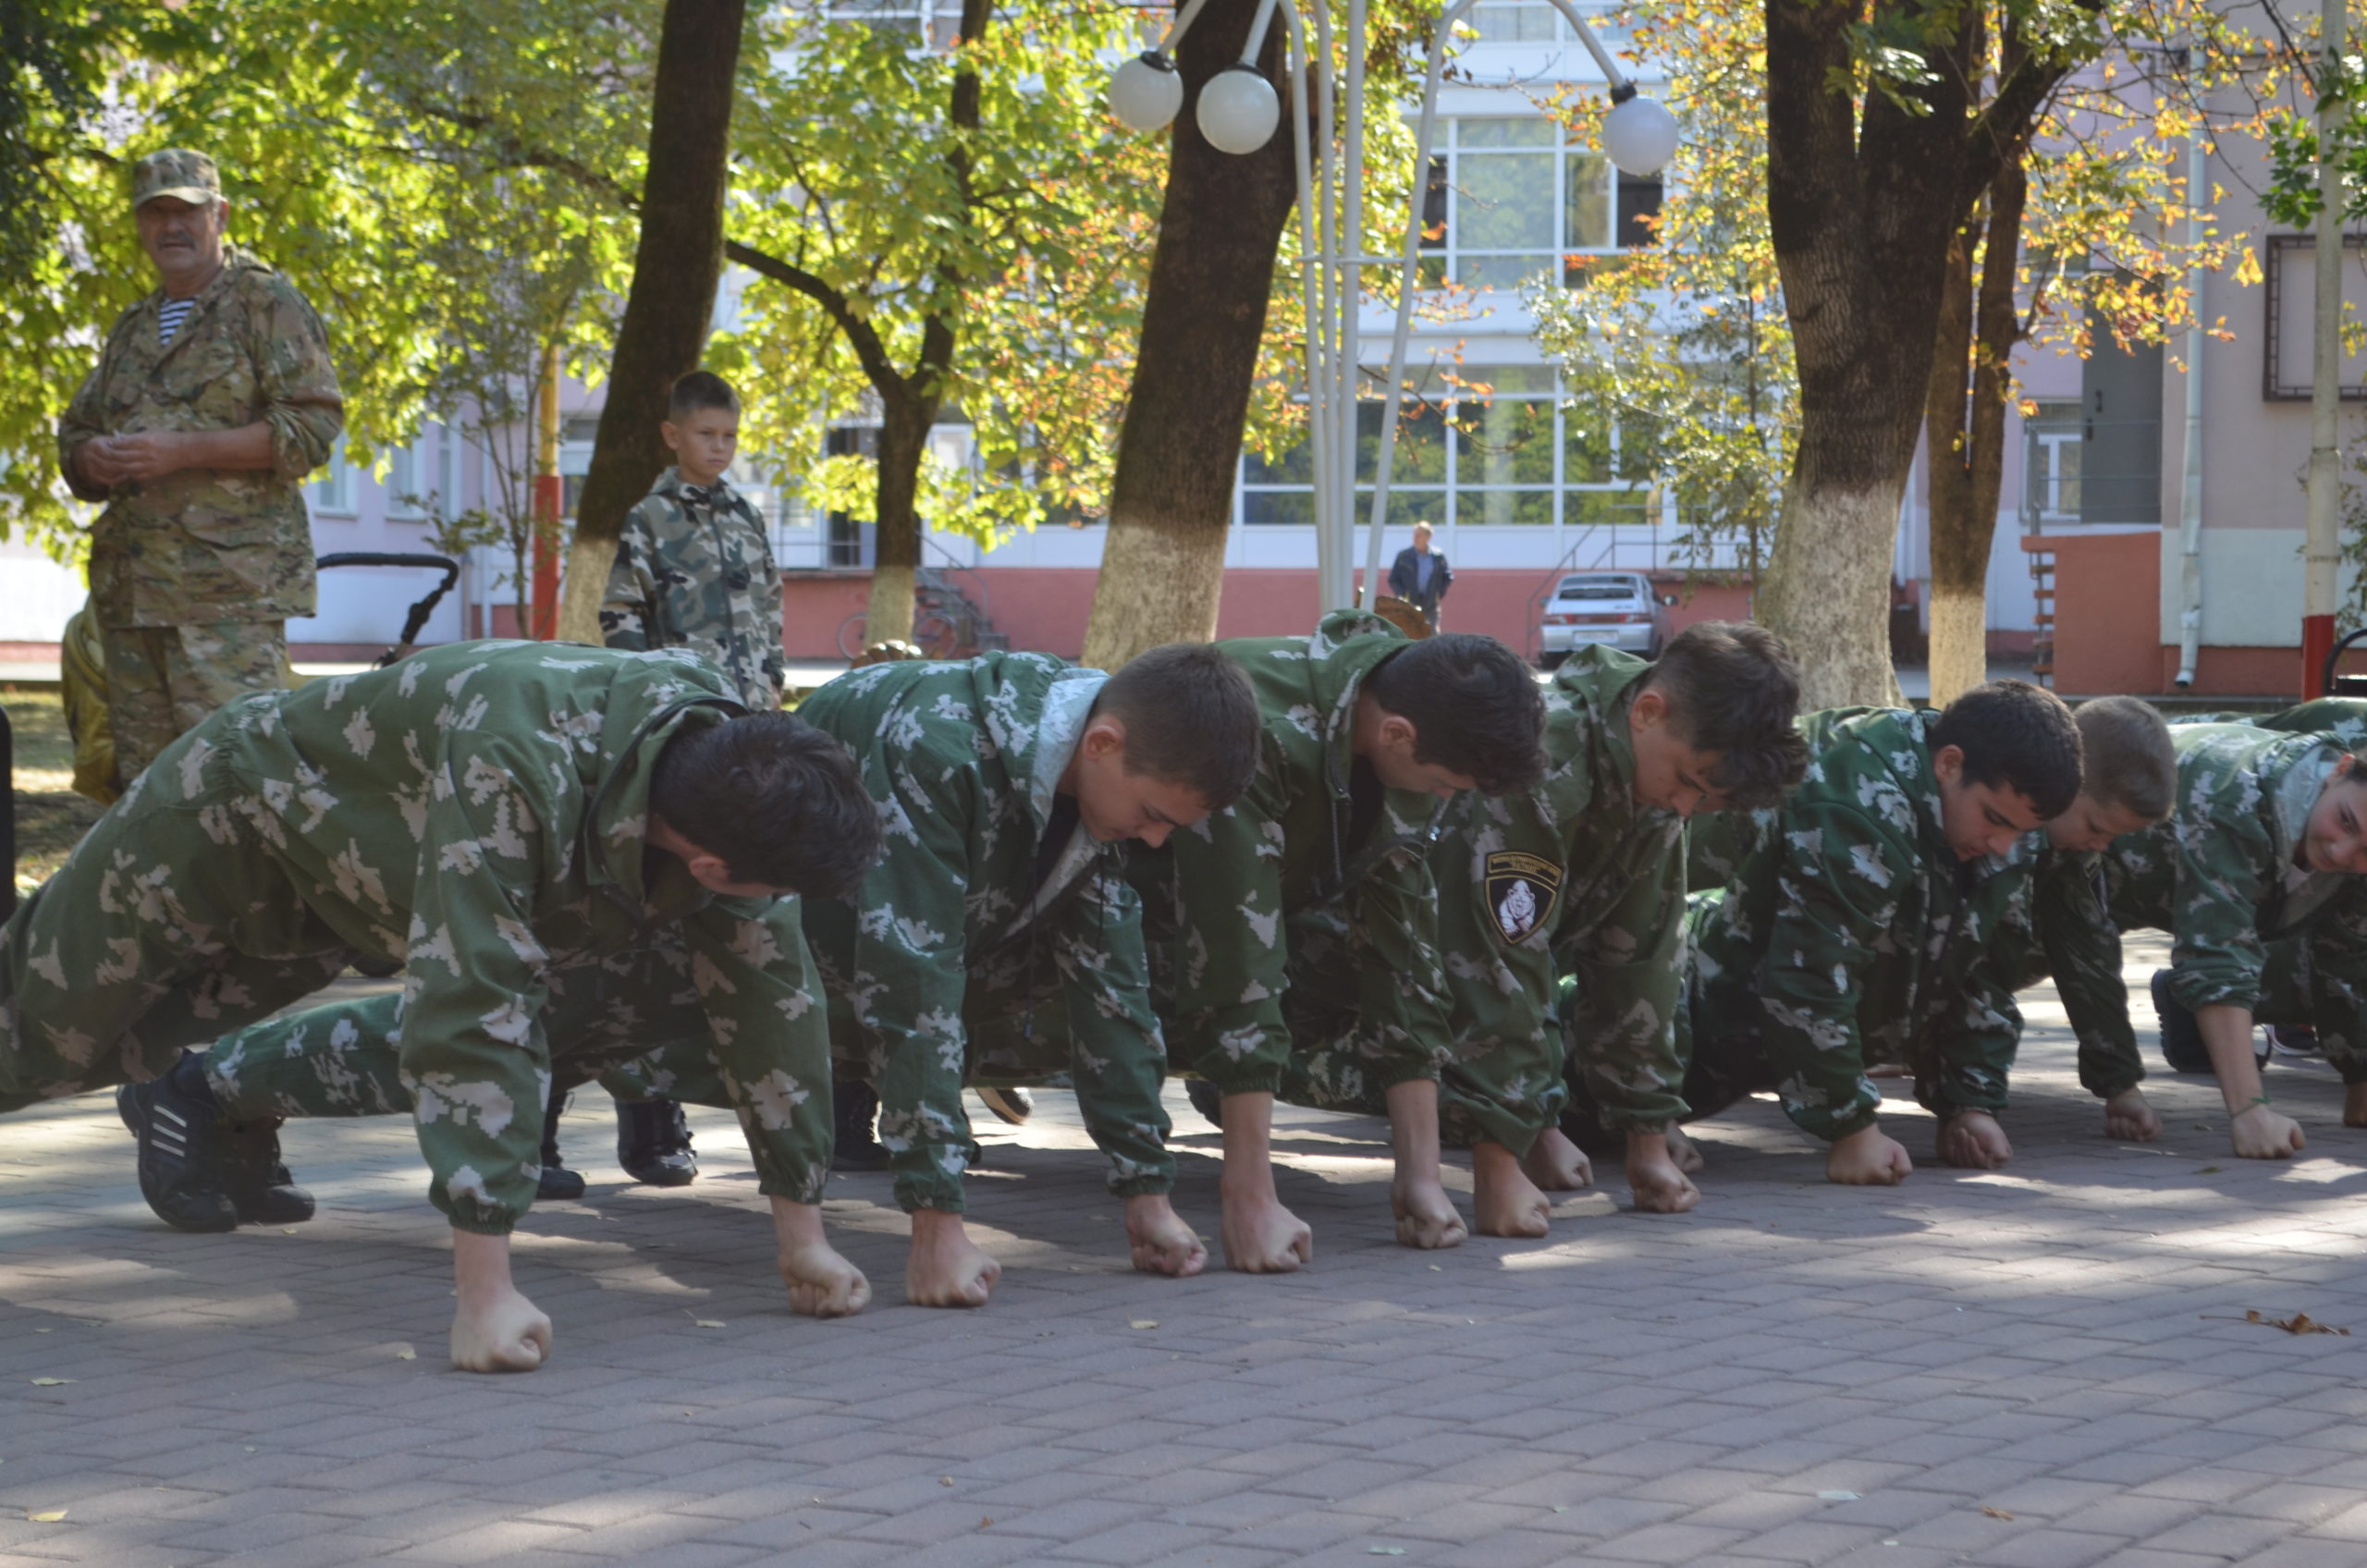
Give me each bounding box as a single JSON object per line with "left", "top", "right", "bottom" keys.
{"left": 4, "top": 934, "right": 2366, "bottom": 1568}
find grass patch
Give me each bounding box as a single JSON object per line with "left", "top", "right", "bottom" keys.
{"left": 4, "top": 688, "right": 104, "bottom": 893}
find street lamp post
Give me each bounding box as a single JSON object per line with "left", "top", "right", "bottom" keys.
{"left": 1110, "top": 0, "right": 1679, "bottom": 621}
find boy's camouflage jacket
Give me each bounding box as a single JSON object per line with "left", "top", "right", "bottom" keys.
{"left": 58, "top": 248, "right": 343, "bottom": 629}
{"left": 795, "top": 653, "right": 1173, "bottom": 1215}
{"left": 1440, "top": 645, "right": 1687, "bottom": 1133}
{"left": 1688, "top": 706, "right": 2034, "bottom": 1141}
{"left": 2039, "top": 723, "right": 2367, "bottom": 1086}
{"left": 1143, "top": 611, "right": 1452, "bottom": 1096}
{"left": 600, "top": 467, "right": 786, "bottom": 710}
{"left": 112, "top": 640, "right": 827, "bottom": 1232}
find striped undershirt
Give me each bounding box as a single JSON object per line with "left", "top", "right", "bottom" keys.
{"left": 157, "top": 298, "right": 196, "bottom": 345}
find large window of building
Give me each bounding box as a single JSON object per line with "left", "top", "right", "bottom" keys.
{"left": 1420, "top": 116, "right": 1662, "bottom": 287}
{"left": 1464, "top": 0, "right": 1622, "bottom": 42}
{"left": 1238, "top": 365, "right": 1656, "bottom": 529}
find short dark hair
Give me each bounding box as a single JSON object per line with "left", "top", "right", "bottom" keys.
{"left": 651, "top": 713, "right": 880, "bottom": 897}
{"left": 668, "top": 370, "right": 741, "bottom": 422}
{"left": 1932, "top": 679, "right": 2082, "bottom": 821}
{"left": 1096, "top": 643, "right": 1261, "bottom": 810}
{"left": 1640, "top": 621, "right": 1808, "bottom": 811}
{"left": 1367, "top": 633, "right": 1546, "bottom": 795}
{"left": 2075, "top": 696, "right": 2175, "bottom": 821}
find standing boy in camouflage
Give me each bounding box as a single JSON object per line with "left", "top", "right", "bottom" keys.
{"left": 56, "top": 149, "right": 343, "bottom": 785}
{"left": 528, "top": 371, "right": 787, "bottom": 1197}
{"left": 2032, "top": 720, "right": 2367, "bottom": 1160}
{"left": 771, "top": 643, "right": 1260, "bottom": 1307}
{"left": 0, "top": 642, "right": 879, "bottom": 1370}
{"left": 1683, "top": 680, "right": 2083, "bottom": 1185}
{"left": 1145, "top": 614, "right": 1546, "bottom": 1268}
{"left": 1428, "top": 623, "right": 1805, "bottom": 1228}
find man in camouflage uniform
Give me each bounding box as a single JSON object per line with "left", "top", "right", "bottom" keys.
{"left": 1409, "top": 625, "right": 1806, "bottom": 1226}
{"left": 684, "top": 643, "right": 1258, "bottom": 1307}
{"left": 1141, "top": 613, "right": 1546, "bottom": 1269}
{"left": 0, "top": 641, "right": 878, "bottom": 1370}
{"left": 557, "top": 371, "right": 783, "bottom": 1195}
{"left": 56, "top": 149, "right": 343, "bottom": 785}
{"left": 1684, "top": 681, "right": 2083, "bottom": 1184}
{"left": 2032, "top": 721, "right": 2367, "bottom": 1160}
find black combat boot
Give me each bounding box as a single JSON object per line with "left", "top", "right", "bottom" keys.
{"left": 833, "top": 1081, "right": 891, "bottom": 1171}
{"left": 617, "top": 1096, "right": 697, "bottom": 1186}
{"left": 116, "top": 1052, "right": 239, "bottom": 1232}
{"left": 975, "top": 1085, "right": 1035, "bottom": 1124}
{"left": 538, "top": 1084, "right": 586, "bottom": 1200}
{"left": 220, "top": 1115, "right": 315, "bottom": 1225}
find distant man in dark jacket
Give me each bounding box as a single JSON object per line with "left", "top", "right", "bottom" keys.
{"left": 1388, "top": 523, "right": 1453, "bottom": 631}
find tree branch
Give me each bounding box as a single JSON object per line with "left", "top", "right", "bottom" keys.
{"left": 723, "top": 239, "right": 910, "bottom": 405}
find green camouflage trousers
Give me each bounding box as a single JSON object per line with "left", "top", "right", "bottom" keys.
{"left": 1269, "top": 903, "right": 1560, "bottom": 1153}
{"left": 202, "top": 929, "right": 834, "bottom": 1231}
{"left": 0, "top": 729, "right": 350, "bottom": 1113}
{"left": 101, "top": 619, "right": 288, "bottom": 785}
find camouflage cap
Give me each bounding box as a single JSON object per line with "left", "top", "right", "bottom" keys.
{"left": 131, "top": 149, "right": 221, "bottom": 209}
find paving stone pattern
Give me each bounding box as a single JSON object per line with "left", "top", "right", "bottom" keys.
{"left": 4, "top": 936, "right": 2366, "bottom": 1566}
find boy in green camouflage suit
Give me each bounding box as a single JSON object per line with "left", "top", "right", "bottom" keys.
{"left": 756, "top": 643, "right": 1260, "bottom": 1307}
{"left": 1684, "top": 680, "right": 2084, "bottom": 1184}
{"left": 2031, "top": 719, "right": 2367, "bottom": 1161}
{"left": 1415, "top": 624, "right": 1806, "bottom": 1227}
{"left": 1139, "top": 613, "right": 1546, "bottom": 1269}
{"left": 0, "top": 642, "right": 880, "bottom": 1370}
{"left": 542, "top": 371, "right": 787, "bottom": 1195}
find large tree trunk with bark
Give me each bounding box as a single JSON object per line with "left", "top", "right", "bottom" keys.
{"left": 1757, "top": 0, "right": 2077, "bottom": 707}
{"left": 865, "top": 387, "right": 939, "bottom": 646}
{"left": 1925, "top": 153, "right": 2030, "bottom": 705}
{"left": 1081, "top": 0, "right": 1298, "bottom": 670}
{"left": 555, "top": 0, "right": 743, "bottom": 645}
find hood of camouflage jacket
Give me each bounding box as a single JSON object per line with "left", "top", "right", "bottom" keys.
{"left": 1542, "top": 643, "right": 1654, "bottom": 829}
{"left": 573, "top": 650, "right": 754, "bottom": 923}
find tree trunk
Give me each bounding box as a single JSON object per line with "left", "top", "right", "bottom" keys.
{"left": 1923, "top": 210, "right": 1983, "bottom": 704}
{"left": 1758, "top": 0, "right": 1976, "bottom": 707}
{"left": 555, "top": 0, "right": 744, "bottom": 646}
{"left": 864, "top": 390, "right": 938, "bottom": 646}
{"left": 1081, "top": 0, "right": 1299, "bottom": 671}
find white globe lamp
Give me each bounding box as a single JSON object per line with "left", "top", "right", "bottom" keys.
{"left": 1601, "top": 89, "right": 1679, "bottom": 178}
{"left": 1196, "top": 64, "right": 1280, "bottom": 155}
{"left": 1110, "top": 51, "right": 1184, "bottom": 132}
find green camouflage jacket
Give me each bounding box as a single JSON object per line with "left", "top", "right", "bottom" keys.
{"left": 2240, "top": 698, "right": 2367, "bottom": 747}
{"left": 1689, "top": 706, "right": 2033, "bottom": 1140}
{"left": 795, "top": 652, "right": 1173, "bottom": 1214}
{"left": 57, "top": 248, "right": 342, "bottom": 629}
{"left": 143, "top": 640, "right": 824, "bottom": 1231}
{"left": 1147, "top": 610, "right": 1452, "bottom": 1095}
{"left": 2043, "top": 723, "right": 2367, "bottom": 1080}
{"left": 1440, "top": 645, "right": 1686, "bottom": 1133}
{"left": 599, "top": 468, "right": 785, "bottom": 710}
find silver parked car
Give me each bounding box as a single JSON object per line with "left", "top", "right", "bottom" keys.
{"left": 1538, "top": 571, "right": 1674, "bottom": 667}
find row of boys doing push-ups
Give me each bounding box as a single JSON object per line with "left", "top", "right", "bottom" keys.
{"left": 9, "top": 369, "right": 2366, "bottom": 1372}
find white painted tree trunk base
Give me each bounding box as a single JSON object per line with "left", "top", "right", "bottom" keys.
{"left": 1926, "top": 589, "right": 1988, "bottom": 707}
{"left": 1082, "top": 518, "right": 1227, "bottom": 672}
{"left": 1759, "top": 482, "right": 1906, "bottom": 710}
{"left": 865, "top": 562, "right": 917, "bottom": 649}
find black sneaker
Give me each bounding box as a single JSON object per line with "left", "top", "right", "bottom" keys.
{"left": 975, "top": 1086, "right": 1034, "bottom": 1125}
{"left": 220, "top": 1117, "right": 315, "bottom": 1225}
{"left": 617, "top": 1097, "right": 697, "bottom": 1186}
{"left": 538, "top": 1084, "right": 585, "bottom": 1200}
{"left": 832, "top": 1081, "right": 891, "bottom": 1172}
{"left": 117, "top": 1053, "right": 239, "bottom": 1232}
{"left": 1184, "top": 1078, "right": 1224, "bottom": 1132}
{"left": 2152, "top": 970, "right": 2214, "bottom": 1074}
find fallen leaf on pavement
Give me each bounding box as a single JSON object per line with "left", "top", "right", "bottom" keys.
{"left": 2202, "top": 1309, "right": 2352, "bottom": 1336}
{"left": 1983, "top": 1506, "right": 2014, "bottom": 1520}
{"left": 27, "top": 1511, "right": 66, "bottom": 1523}
{"left": 28, "top": 1378, "right": 69, "bottom": 1387}
{"left": 1129, "top": 1319, "right": 1159, "bottom": 1329}
{"left": 394, "top": 1345, "right": 417, "bottom": 1361}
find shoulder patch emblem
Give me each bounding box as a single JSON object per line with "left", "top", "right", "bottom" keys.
{"left": 1484, "top": 851, "right": 1563, "bottom": 945}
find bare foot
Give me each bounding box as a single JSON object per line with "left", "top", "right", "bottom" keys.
{"left": 449, "top": 1230, "right": 551, "bottom": 1373}
{"left": 1624, "top": 1128, "right": 1699, "bottom": 1213}
{"left": 1825, "top": 1124, "right": 1913, "bottom": 1185}
{"left": 1471, "top": 1142, "right": 1551, "bottom": 1237}
{"left": 1219, "top": 1182, "right": 1314, "bottom": 1272}
{"left": 779, "top": 1243, "right": 871, "bottom": 1317}
{"left": 2103, "top": 1087, "right": 2162, "bottom": 1142}
{"left": 1666, "top": 1123, "right": 1705, "bottom": 1174}
{"left": 2229, "top": 1102, "right": 2305, "bottom": 1160}
{"left": 1124, "top": 1194, "right": 1208, "bottom": 1277}
{"left": 2347, "top": 1082, "right": 2367, "bottom": 1129}
{"left": 906, "top": 1208, "right": 1000, "bottom": 1306}
{"left": 1391, "top": 1170, "right": 1470, "bottom": 1249}
{"left": 1519, "top": 1127, "right": 1592, "bottom": 1191}
{"left": 1936, "top": 1109, "right": 2013, "bottom": 1170}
